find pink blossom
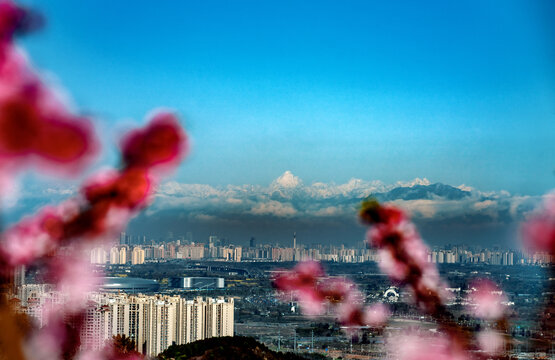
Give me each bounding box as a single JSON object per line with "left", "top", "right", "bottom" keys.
{"left": 477, "top": 329, "right": 504, "bottom": 355}
{"left": 78, "top": 350, "right": 103, "bottom": 360}
{"left": 363, "top": 303, "right": 390, "bottom": 327}
{"left": 0, "top": 0, "right": 42, "bottom": 42}
{"left": 46, "top": 251, "right": 102, "bottom": 311}
{"left": 0, "top": 83, "right": 99, "bottom": 176}
{"left": 468, "top": 279, "right": 507, "bottom": 320}
{"left": 521, "top": 193, "right": 555, "bottom": 254}
{"left": 360, "top": 200, "right": 449, "bottom": 316}
{"left": 0, "top": 2, "right": 98, "bottom": 178}
{"left": 273, "top": 261, "right": 326, "bottom": 316}
{"left": 377, "top": 248, "right": 409, "bottom": 281}
{"left": 272, "top": 260, "right": 324, "bottom": 292}
{"left": 0, "top": 45, "right": 30, "bottom": 99}
{"left": 388, "top": 332, "right": 468, "bottom": 360}
{"left": 25, "top": 308, "right": 85, "bottom": 360}
{"left": 400, "top": 231, "right": 430, "bottom": 268}
{"left": 0, "top": 209, "right": 60, "bottom": 266}
{"left": 336, "top": 301, "right": 390, "bottom": 330}
{"left": 336, "top": 302, "right": 366, "bottom": 328}
{"left": 359, "top": 199, "right": 407, "bottom": 226}
{"left": 82, "top": 167, "right": 152, "bottom": 211}
{"left": 120, "top": 111, "right": 188, "bottom": 174}
{"left": 1, "top": 115, "right": 187, "bottom": 270}
{"left": 317, "top": 278, "right": 358, "bottom": 304}
{"left": 0, "top": 200, "right": 82, "bottom": 266}
{"left": 296, "top": 288, "right": 326, "bottom": 317}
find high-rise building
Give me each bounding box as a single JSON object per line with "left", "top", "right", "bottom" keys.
{"left": 119, "top": 247, "right": 127, "bottom": 265}
{"left": 90, "top": 247, "right": 108, "bottom": 264}
{"left": 82, "top": 293, "right": 234, "bottom": 357}
{"left": 110, "top": 247, "right": 119, "bottom": 264}
{"left": 132, "top": 247, "right": 145, "bottom": 265}
{"left": 119, "top": 232, "right": 127, "bottom": 245}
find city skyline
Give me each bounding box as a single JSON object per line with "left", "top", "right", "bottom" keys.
{"left": 88, "top": 229, "right": 554, "bottom": 266}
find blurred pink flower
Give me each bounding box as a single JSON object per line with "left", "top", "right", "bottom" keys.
{"left": 0, "top": 1, "right": 97, "bottom": 179}
{"left": 46, "top": 251, "right": 102, "bottom": 311}
{"left": 121, "top": 111, "right": 188, "bottom": 174}
{"left": 377, "top": 248, "right": 409, "bottom": 281}
{"left": 296, "top": 288, "right": 325, "bottom": 317}
{"left": 272, "top": 260, "right": 324, "bottom": 292}
{"left": 521, "top": 193, "right": 555, "bottom": 255}
{"left": 0, "top": 45, "right": 30, "bottom": 99}
{"left": 336, "top": 301, "right": 390, "bottom": 329}
{"left": 363, "top": 303, "right": 390, "bottom": 327}
{"left": 360, "top": 200, "right": 449, "bottom": 315}
{"left": 336, "top": 302, "right": 366, "bottom": 328}
{"left": 318, "top": 278, "right": 358, "bottom": 304}
{"left": 0, "top": 83, "right": 99, "bottom": 176}
{"left": 0, "top": 0, "right": 41, "bottom": 42}
{"left": 388, "top": 332, "right": 468, "bottom": 360}
{"left": 477, "top": 329, "right": 504, "bottom": 355}
{"left": 273, "top": 261, "right": 326, "bottom": 316}
{"left": 359, "top": 200, "right": 406, "bottom": 227}
{"left": 1, "top": 208, "right": 60, "bottom": 266}
{"left": 25, "top": 308, "right": 85, "bottom": 360}
{"left": 468, "top": 279, "right": 507, "bottom": 320}
{"left": 273, "top": 261, "right": 390, "bottom": 328}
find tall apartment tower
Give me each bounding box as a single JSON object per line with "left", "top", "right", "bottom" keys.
{"left": 293, "top": 232, "right": 296, "bottom": 249}
{"left": 80, "top": 294, "right": 234, "bottom": 357}
{"left": 119, "top": 232, "right": 127, "bottom": 245}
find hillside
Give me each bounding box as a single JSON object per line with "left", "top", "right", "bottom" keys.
{"left": 156, "top": 336, "right": 326, "bottom": 360}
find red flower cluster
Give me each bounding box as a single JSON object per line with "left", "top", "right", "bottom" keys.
{"left": 0, "top": 112, "right": 187, "bottom": 268}
{"left": 359, "top": 199, "right": 447, "bottom": 316}
{"left": 466, "top": 279, "right": 507, "bottom": 321}
{"left": 121, "top": 111, "right": 188, "bottom": 173}
{"left": 0, "top": 0, "right": 97, "bottom": 177}
{"left": 0, "top": 3, "right": 189, "bottom": 359}
{"left": 521, "top": 192, "right": 555, "bottom": 255}
{"left": 0, "top": 0, "right": 41, "bottom": 42}
{"left": 0, "top": 112, "right": 187, "bottom": 360}
{"left": 272, "top": 260, "right": 389, "bottom": 330}
{"left": 387, "top": 330, "right": 468, "bottom": 360}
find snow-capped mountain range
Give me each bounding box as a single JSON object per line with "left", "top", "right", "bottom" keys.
{"left": 149, "top": 170, "right": 538, "bottom": 223}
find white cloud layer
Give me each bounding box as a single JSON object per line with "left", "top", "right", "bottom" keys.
{"left": 149, "top": 171, "right": 542, "bottom": 224}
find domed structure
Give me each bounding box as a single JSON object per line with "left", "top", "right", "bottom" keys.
{"left": 100, "top": 277, "right": 160, "bottom": 293}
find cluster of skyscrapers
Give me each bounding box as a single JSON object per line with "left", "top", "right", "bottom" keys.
{"left": 90, "top": 232, "right": 553, "bottom": 265}
{"left": 14, "top": 284, "right": 234, "bottom": 357}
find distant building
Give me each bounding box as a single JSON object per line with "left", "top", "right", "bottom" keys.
{"left": 100, "top": 277, "right": 160, "bottom": 293}
{"left": 132, "top": 246, "right": 145, "bottom": 265}
{"left": 170, "top": 277, "right": 225, "bottom": 290}
{"left": 119, "top": 247, "right": 127, "bottom": 265}
{"left": 90, "top": 247, "right": 108, "bottom": 264}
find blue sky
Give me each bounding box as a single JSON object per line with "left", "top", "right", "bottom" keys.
{"left": 20, "top": 0, "right": 555, "bottom": 195}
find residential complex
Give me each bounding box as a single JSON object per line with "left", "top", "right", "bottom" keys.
{"left": 15, "top": 285, "right": 234, "bottom": 357}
